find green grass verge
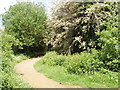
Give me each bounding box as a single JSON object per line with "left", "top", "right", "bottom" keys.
{"left": 34, "top": 59, "right": 118, "bottom": 88}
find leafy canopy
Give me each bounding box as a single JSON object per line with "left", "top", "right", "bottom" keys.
{"left": 2, "top": 2, "right": 47, "bottom": 49}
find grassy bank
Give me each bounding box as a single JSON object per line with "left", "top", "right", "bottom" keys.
{"left": 34, "top": 52, "right": 118, "bottom": 88}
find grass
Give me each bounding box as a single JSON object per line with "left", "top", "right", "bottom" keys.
{"left": 34, "top": 58, "right": 118, "bottom": 88}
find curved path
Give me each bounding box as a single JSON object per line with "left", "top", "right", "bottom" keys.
{"left": 14, "top": 57, "right": 81, "bottom": 88}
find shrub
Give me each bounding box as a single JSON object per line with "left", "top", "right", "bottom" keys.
{"left": 63, "top": 50, "right": 103, "bottom": 74}
{"left": 96, "top": 2, "right": 119, "bottom": 72}
{"left": 97, "top": 25, "right": 119, "bottom": 72}
{"left": 1, "top": 31, "right": 15, "bottom": 72}
{"left": 41, "top": 51, "right": 103, "bottom": 74}
{"left": 41, "top": 52, "right": 66, "bottom": 66}
{"left": 0, "top": 31, "right": 31, "bottom": 88}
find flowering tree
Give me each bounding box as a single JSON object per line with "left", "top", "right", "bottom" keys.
{"left": 45, "top": 2, "right": 111, "bottom": 54}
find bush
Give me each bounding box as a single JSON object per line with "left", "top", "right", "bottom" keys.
{"left": 0, "top": 31, "right": 31, "bottom": 88}
{"left": 63, "top": 50, "right": 102, "bottom": 74}
{"left": 40, "top": 46, "right": 118, "bottom": 75}
{"left": 1, "top": 31, "right": 15, "bottom": 72}
{"left": 34, "top": 60, "right": 118, "bottom": 88}
{"left": 97, "top": 25, "right": 119, "bottom": 72}
{"left": 42, "top": 52, "right": 66, "bottom": 66}
{"left": 96, "top": 2, "right": 119, "bottom": 72}
{"left": 41, "top": 51, "right": 102, "bottom": 74}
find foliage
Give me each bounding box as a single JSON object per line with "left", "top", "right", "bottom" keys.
{"left": 1, "top": 1, "right": 47, "bottom": 88}
{"left": 34, "top": 57, "right": 118, "bottom": 88}
{"left": 96, "top": 2, "right": 119, "bottom": 72}
{"left": 41, "top": 1, "right": 119, "bottom": 73}
{"left": 41, "top": 51, "right": 99, "bottom": 74}
{"left": 63, "top": 50, "right": 102, "bottom": 74}
{"left": 2, "top": 2, "right": 47, "bottom": 53}
{"left": 97, "top": 28, "right": 119, "bottom": 71}
{"left": 1, "top": 0, "right": 119, "bottom": 88}
{"left": 44, "top": 2, "right": 111, "bottom": 54}
{"left": 0, "top": 31, "right": 31, "bottom": 88}
{"left": 40, "top": 47, "right": 119, "bottom": 74}
{"left": 1, "top": 31, "right": 15, "bottom": 72}
{"left": 41, "top": 51, "right": 66, "bottom": 66}
{"left": 35, "top": 2, "right": 119, "bottom": 88}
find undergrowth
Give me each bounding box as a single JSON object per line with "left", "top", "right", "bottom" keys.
{"left": 1, "top": 54, "right": 32, "bottom": 89}
{"left": 1, "top": 32, "right": 32, "bottom": 88}
{"left": 34, "top": 51, "right": 118, "bottom": 88}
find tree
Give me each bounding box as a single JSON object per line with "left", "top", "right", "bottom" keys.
{"left": 44, "top": 1, "right": 111, "bottom": 54}
{"left": 2, "top": 2, "right": 47, "bottom": 53}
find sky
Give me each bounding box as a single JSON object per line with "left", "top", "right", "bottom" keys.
{"left": 0, "top": 0, "right": 57, "bottom": 29}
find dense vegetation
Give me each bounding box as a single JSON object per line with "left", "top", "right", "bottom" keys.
{"left": 1, "top": 2, "right": 46, "bottom": 88}
{"left": 46, "top": 1, "right": 119, "bottom": 74}
{"left": 35, "top": 52, "right": 118, "bottom": 88}
{"left": 35, "top": 1, "right": 119, "bottom": 88}
{"left": 0, "top": 31, "right": 31, "bottom": 88}
{"left": 45, "top": 2, "right": 111, "bottom": 54}
{"left": 2, "top": 2, "right": 47, "bottom": 54}
{"left": 1, "top": 1, "right": 119, "bottom": 88}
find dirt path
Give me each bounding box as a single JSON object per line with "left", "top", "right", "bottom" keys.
{"left": 14, "top": 57, "right": 81, "bottom": 88}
